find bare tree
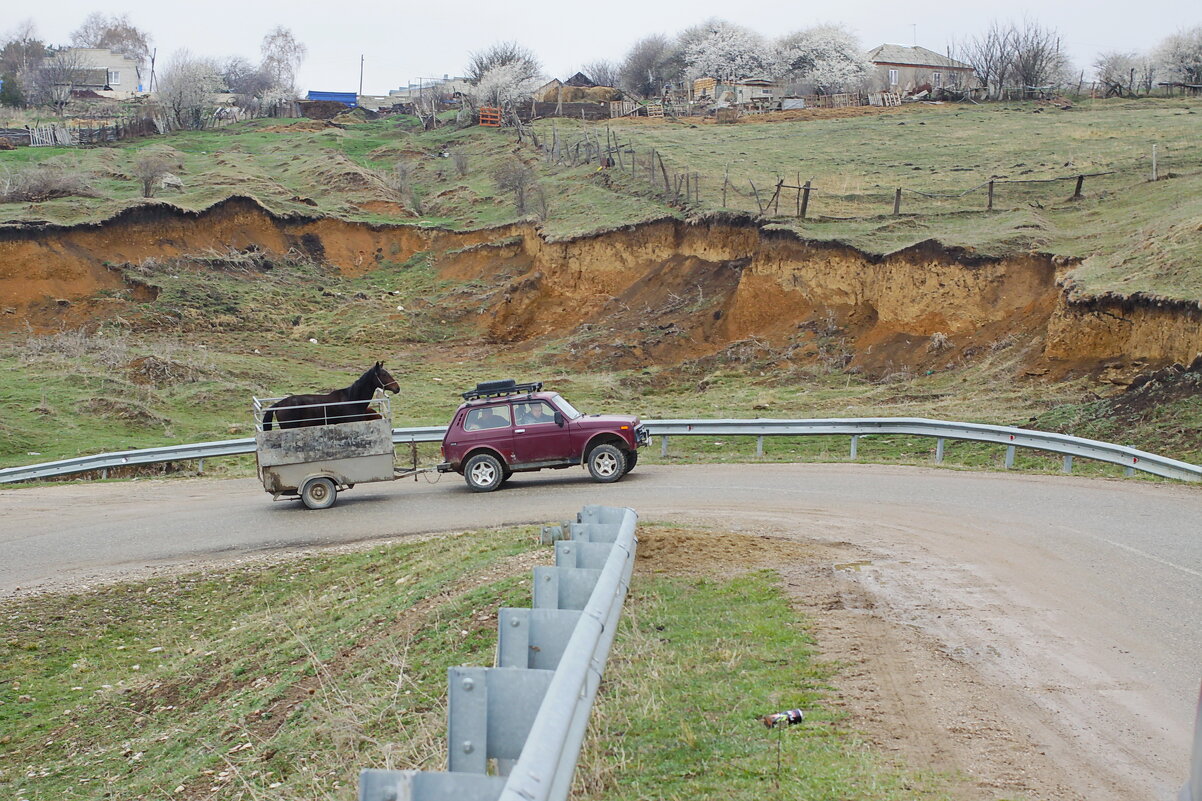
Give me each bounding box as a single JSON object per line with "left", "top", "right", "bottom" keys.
{"left": 493, "top": 159, "right": 535, "bottom": 215}
{"left": 1011, "top": 19, "right": 1068, "bottom": 90}
{"left": 25, "top": 49, "right": 89, "bottom": 115}
{"left": 1, "top": 19, "right": 46, "bottom": 76}
{"left": 260, "top": 26, "right": 306, "bottom": 94}
{"left": 957, "top": 21, "right": 1015, "bottom": 99}
{"left": 619, "top": 34, "right": 675, "bottom": 99}
{"left": 131, "top": 149, "right": 182, "bottom": 198}
{"left": 221, "top": 56, "right": 273, "bottom": 110}
{"left": 467, "top": 41, "right": 540, "bottom": 86}
{"left": 70, "top": 13, "right": 151, "bottom": 65}
{"left": 580, "top": 59, "right": 619, "bottom": 88}
{"left": 157, "top": 50, "right": 221, "bottom": 129}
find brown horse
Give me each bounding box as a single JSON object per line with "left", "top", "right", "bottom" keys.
{"left": 262, "top": 362, "right": 400, "bottom": 430}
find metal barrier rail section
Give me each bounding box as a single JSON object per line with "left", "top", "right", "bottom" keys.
{"left": 2, "top": 417, "right": 1200, "bottom": 484}
{"left": 359, "top": 505, "right": 638, "bottom": 801}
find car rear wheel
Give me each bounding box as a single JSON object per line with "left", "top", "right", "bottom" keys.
{"left": 587, "top": 444, "right": 626, "bottom": 483}
{"left": 464, "top": 453, "right": 505, "bottom": 492}
{"left": 300, "top": 477, "right": 337, "bottom": 510}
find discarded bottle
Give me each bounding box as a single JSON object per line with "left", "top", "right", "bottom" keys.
{"left": 760, "top": 708, "right": 805, "bottom": 728}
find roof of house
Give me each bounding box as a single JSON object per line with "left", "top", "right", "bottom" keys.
{"left": 866, "top": 44, "right": 972, "bottom": 70}
{"left": 564, "top": 72, "right": 595, "bottom": 87}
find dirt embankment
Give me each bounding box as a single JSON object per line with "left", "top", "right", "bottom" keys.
{"left": 2, "top": 197, "right": 1200, "bottom": 378}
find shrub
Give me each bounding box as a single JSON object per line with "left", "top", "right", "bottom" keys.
{"left": 0, "top": 164, "right": 96, "bottom": 203}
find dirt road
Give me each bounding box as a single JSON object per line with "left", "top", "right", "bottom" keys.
{"left": 1, "top": 463, "right": 1198, "bottom": 799}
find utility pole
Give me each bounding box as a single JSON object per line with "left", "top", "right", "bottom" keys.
{"left": 359, "top": 55, "right": 364, "bottom": 98}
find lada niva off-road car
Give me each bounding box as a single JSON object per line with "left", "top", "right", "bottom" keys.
{"left": 438, "top": 380, "right": 649, "bottom": 492}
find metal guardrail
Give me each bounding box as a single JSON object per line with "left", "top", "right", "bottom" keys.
{"left": 2, "top": 418, "right": 1200, "bottom": 485}
{"left": 359, "top": 504, "right": 637, "bottom": 801}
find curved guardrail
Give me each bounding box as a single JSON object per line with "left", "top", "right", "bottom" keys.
{"left": 359, "top": 505, "right": 637, "bottom": 801}
{"left": 1, "top": 418, "right": 1199, "bottom": 484}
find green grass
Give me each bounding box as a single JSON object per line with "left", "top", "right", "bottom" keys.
{"left": 0, "top": 522, "right": 955, "bottom": 801}
{"left": 579, "top": 565, "right": 950, "bottom": 800}
{"left": 0, "top": 525, "right": 540, "bottom": 800}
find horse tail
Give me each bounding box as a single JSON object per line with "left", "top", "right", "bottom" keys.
{"left": 263, "top": 407, "right": 275, "bottom": 431}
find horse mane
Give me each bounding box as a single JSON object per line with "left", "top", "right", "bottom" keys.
{"left": 345, "top": 362, "right": 382, "bottom": 399}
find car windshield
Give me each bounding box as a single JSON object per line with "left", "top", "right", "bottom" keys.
{"left": 550, "top": 394, "right": 582, "bottom": 420}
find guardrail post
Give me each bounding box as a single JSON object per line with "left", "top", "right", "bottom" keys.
{"left": 1125, "top": 465, "right": 1135, "bottom": 477}
{"left": 197, "top": 458, "right": 204, "bottom": 474}
{"left": 935, "top": 438, "right": 944, "bottom": 464}
{"left": 1062, "top": 455, "right": 1073, "bottom": 474}
{"left": 1005, "top": 445, "right": 1016, "bottom": 469}
{"left": 850, "top": 435, "right": 859, "bottom": 459}
{"left": 660, "top": 435, "right": 669, "bottom": 458}
{"left": 756, "top": 435, "right": 764, "bottom": 458}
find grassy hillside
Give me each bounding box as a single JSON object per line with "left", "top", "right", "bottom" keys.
{"left": 3, "top": 98, "right": 1200, "bottom": 298}
{"left": 2, "top": 99, "right": 1201, "bottom": 477}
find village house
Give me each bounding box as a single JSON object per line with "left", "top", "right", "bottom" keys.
{"left": 865, "top": 44, "right": 975, "bottom": 94}
{"left": 61, "top": 47, "right": 145, "bottom": 98}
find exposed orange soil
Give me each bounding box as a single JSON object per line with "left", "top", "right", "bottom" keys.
{"left": 2, "top": 197, "right": 1200, "bottom": 379}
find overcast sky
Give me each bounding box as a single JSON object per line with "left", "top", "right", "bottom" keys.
{"left": 14, "top": 0, "right": 1201, "bottom": 94}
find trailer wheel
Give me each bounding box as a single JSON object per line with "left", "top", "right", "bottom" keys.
{"left": 300, "top": 477, "right": 337, "bottom": 509}
{"left": 464, "top": 453, "right": 505, "bottom": 492}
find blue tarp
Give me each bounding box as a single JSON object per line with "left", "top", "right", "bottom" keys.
{"left": 305, "top": 91, "right": 357, "bottom": 107}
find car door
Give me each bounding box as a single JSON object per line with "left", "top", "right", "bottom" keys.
{"left": 511, "top": 400, "right": 572, "bottom": 464}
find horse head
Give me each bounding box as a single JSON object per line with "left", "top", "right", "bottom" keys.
{"left": 375, "top": 362, "right": 401, "bottom": 393}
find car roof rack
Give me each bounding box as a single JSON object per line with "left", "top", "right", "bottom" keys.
{"left": 462, "top": 379, "right": 544, "bottom": 400}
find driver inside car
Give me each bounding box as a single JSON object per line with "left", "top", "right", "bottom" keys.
{"left": 516, "top": 402, "right": 551, "bottom": 425}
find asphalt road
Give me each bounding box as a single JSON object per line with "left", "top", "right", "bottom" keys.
{"left": 1, "top": 462, "right": 1199, "bottom": 797}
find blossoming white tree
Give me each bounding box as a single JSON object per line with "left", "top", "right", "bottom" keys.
{"left": 773, "top": 25, "right": 872, "bottom": 93}
{"left": 468, "top": 62, "right": 542, "bottom": 111}
{"left": 686, "top": 22, "right": 770, "bottom": 83}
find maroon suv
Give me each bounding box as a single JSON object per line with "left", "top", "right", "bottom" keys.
{"left": 438, "top": 380, "right": 649, "bottom": 492}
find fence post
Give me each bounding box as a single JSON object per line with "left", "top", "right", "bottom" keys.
{"left": 987, "top": 180, "right": 995, "bottom": 211}
{"left": 893, "top": 188, "right": 902, "bottom": 215}
{"left": 1072, "top": 175, "right": 1085, "bottom": 199}
{"left": 1151, "top": 144, "right": 1158, "bottom": 181}
{"left": 800, "top": 180, "right": 811, "bottom": 219}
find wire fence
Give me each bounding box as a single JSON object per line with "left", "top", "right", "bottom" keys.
{"left": 520, "top": 120, "right": 1200, "bottom": 220}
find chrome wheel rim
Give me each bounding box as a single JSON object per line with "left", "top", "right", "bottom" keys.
{"left": 470, "top": 462, "right": 497, "bottom": 486}
{"left": 593, "top": 453, "right": 618, "bottom": 477}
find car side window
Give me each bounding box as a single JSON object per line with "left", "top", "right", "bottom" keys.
{"left": 514, "top": 401, "right": 555, "bottom": 426}
{"left": 465, "top": 405, "right": 512, "bottom": 431}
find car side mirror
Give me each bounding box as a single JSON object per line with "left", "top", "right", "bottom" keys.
{"left": 554, "top": 411, "right": 565, "bottom": 427}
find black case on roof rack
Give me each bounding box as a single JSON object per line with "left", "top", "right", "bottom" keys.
{"left": 462, "top": 379, "right": 543, "bottom": 400}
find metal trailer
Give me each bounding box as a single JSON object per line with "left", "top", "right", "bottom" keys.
{"left": 253, "top": 395, "right": 409, "bottom": 509}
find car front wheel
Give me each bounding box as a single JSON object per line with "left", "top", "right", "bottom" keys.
{"left": 587, "top": 444, "right": 626, "bottom": 483}
{"left": 464, "top": 453, "right": 505, "bottom": 492}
